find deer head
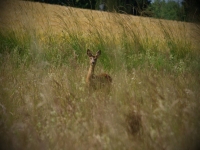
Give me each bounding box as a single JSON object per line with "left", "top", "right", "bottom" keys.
{"left": 87, "top": 49, "right": 101, "bottom": 66}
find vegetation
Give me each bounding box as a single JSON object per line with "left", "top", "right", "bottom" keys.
{"left": 182, "top": 0, "right": 200, "bottom": 21}
{"left": 27, "top": 0, "right": 200, "bottom": 21}
{"left": 0, "top": 1, "right": 200, "bottom": 150}
{"left": 28, "top": 0, "right": 151, "bottom": 12}
{"left": 147, "top": 0, "right": 185, "bottom": 21}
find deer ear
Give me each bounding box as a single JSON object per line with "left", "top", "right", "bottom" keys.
{"left": 87, "top": 49, "right": 93, "bottom": 57}
{"left": 96, "top": 50, "right": 101, "bottom": 57}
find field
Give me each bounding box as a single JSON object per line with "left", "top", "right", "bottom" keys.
{"left": 0, "top": 1, "right": 200, "bottom": 150}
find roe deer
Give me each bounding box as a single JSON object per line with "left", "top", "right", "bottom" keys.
{"left": 86, "top": 49, "right": 112, "bottom": 91}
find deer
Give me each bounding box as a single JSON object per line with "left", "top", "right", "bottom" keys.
{"left": 86, "top": 49, "right": 112, "bottom": 91}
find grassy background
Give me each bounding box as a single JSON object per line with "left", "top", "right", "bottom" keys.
{"left": 0, "top": 1, "right": 200, "bottom": 150}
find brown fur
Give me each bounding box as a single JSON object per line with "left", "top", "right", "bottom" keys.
{"left": 86, "top": 49, "right": 112, "bottom": 90}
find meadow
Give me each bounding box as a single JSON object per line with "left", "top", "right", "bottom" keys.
{"left": 0, "top": 1, "right": 200, "bottom": 150}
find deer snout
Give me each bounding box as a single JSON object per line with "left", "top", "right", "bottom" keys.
{"left": 90, "top": 58, "right": 96, "bottom": 65}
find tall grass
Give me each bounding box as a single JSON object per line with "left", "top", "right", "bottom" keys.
{"left": 0, "top": 1, "right": 200, "bottom": 150}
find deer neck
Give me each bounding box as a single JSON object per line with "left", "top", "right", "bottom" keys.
{"left": 87, "top": 64, "right": 95, "bottom": 82}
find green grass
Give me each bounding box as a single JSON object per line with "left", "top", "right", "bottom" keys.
{"left": 0, "top": 3, "right": 200, "bottom": 150}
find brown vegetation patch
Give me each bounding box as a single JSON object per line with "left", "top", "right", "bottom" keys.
{"left": 126, "top": 111, "right": 142, "bottom": 136}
